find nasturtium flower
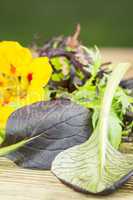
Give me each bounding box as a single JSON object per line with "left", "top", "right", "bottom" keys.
{"left": 0, "top": 41, "right": 52, "bottom": 129}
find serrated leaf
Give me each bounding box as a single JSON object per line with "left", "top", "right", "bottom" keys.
{"left": 115, "top": 87, "right": 130, "bottom": 113}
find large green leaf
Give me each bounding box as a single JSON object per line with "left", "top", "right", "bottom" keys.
{"left": 52, "top": 63, "right": 133, "bottom": 194}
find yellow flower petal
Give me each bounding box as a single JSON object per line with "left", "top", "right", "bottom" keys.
{"left": 0, "top": 41, "right": 32, "bottom": 75}
{"left": 0, "top": 41, "right": 52, "bottom": 130}
{"left": 20, "top": 87, "right": 45, "bottom": 106}
{"left": 0, "top": 105, "right": 14, "bottom": 129}
{"left": 28, "top": 57, "right": 52, "bottom": 88}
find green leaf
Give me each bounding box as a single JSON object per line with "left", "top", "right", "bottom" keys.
{"left": 0, "top": 129, "right": 5, "bottom": 145}
{"left": 52, "top": 73, "right": 63, "bottom": 81}
{"left": 108, "top": 111, "right": 122, "bottom": 149}
{"left": 81, "top": 46, "right": 102, "bottom": 76}
{"left": 51, "top": 57, "right": 62, "bottom": 70}
{"left": 115, "top": 87, "right": 130, "bottom": 114}
{"left": 52, "top": 63, "right": 133, "bottom": 194}
{"left": 92, "top": 107, "right": 99, "bottom": 128}
{"left": 0, "top": 135, "right": 39, "bottom": 156}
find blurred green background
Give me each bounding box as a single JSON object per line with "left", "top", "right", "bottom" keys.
{"left": 0, "top": 0, "right": 133, "bottom": 47}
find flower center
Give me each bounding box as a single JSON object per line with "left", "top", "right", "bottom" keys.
{"left": 0, "top": 68, "right": 32, "bottom": 105}
{"left": 10, "top": 64, "right": 16, "bottom": 74}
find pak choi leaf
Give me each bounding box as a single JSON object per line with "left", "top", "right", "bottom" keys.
{"left": 52, "top": 63, "right": 133, "bottom": 194}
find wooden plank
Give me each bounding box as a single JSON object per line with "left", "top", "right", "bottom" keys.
{"left": 0, "top": 49, "right": 133, "bottom": 200}
{"left": 0, "top": 157, "right": 133, "bottom": 200}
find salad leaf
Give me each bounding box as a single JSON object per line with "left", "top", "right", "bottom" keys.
{"left": 3, "top": 99, "right": 92, "bottom": 169}
{"left": 0, "top": 136, "right": 38, "bottom": 156}
{"left": 38, "top": 29, "right": 132, "bottom": 146}
{"left": 0, "top": 129, "right": 5, "bottom": 144}
{"left": 52, "top": 63, "right": 133, "bottom": 194}
{"left": 108, "top": 111, "right": 122, "bottom": 149}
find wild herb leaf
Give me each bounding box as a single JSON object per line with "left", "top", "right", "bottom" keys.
{"left": 114, "top": 87, "right": 131, "bottom": 114}
{"left": 52, "top": 63, "right": 133, "bottom": 194}
{"left": 3, "top": 99, "right": 92, "bottom": 169}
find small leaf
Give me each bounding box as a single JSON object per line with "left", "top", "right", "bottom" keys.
{"left": 0, "top": 129, "right": 5, "bottom": 145}
{"left": 109, "top": 111, "right": 122, "bottom": 149}
{"left": 115, "top": 87, "right": 130, "bottom": 113}
{"left": 3, "top": 99, "right": 92, "bottom": 169}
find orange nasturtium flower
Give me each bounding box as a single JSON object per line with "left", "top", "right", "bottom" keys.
{"left": 0, "top": 41, "right": 52, "bottom": 130}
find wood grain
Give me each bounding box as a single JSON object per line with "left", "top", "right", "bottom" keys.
{"left": 0, "top": 49, "right": 133, "bottom": 200}
{"left": 0, "top": 157, "right": 133, "bottom": 200}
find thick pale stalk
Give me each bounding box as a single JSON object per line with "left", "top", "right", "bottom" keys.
{"left": 98, "top": 63, "right": 130, "bottom": 176}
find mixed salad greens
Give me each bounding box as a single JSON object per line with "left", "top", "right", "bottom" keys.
{"left": 35, "top": 26, "right": 133, "bottom": 149}
{"left": 0, "top": 26, "right": 133, "bottom": 195}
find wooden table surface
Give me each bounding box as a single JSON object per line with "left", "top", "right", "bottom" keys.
{"left": 0, "top": 48, "right": 133, "bottom": 200}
